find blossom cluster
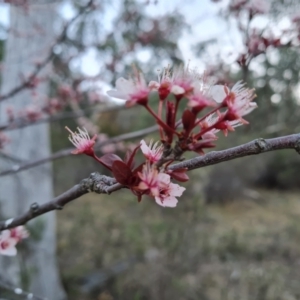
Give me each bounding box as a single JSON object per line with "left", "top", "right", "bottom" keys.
{"left": 0, "top": 225, "right": 28, "bottom": 256}
{"left": 66, "top": 65, "right": 257, "bottom": 208}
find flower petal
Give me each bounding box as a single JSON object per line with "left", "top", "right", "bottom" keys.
{"left": 155, "top": 196, "right": 178, "bottom": 208}
{"left": 169, "top": 183, "right": 186, "bottom": 197}
{"left": 210, "top": 85, "right": 227, "bottom": 103}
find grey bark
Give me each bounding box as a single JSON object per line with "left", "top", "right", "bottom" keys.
{"left": 0, "top": 2, "right": 66, "bottom": 299}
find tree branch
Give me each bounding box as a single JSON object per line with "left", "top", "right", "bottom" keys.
{"left": 169, "top": 134, "right": 300, "bottom": 171}
{"left": 0, "top": 173, "right": 122, "bottom": 231}
{"left": 0, "top": 124, "right": 159, "bottom": 177}
{"left": 1, "top": 133, "right": 300, "bottom": 230}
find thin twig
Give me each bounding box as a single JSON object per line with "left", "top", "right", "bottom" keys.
{"left": 0, "top": 104, "right": 124, "bottom": 132}
{"left": 0, "top": 124, "right": 159, "bottom": 177}
{"left": 1, "top": 133, "right": 300, "bottom": 230}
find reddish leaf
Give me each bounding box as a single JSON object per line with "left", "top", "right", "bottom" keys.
{"left": 98, "top": 153, "right": 122, "bottom": 171}
{"left": 168, "top": 168, "right": 189, "bottom": 182}
{"left": 112, "top": 160, "right": 132, "bottom": 185}
{"left": 125, "top": 144, "right": 141, "bottom": 170}
{"left": 182, "top": 109, "right": 196, "bottom": 134}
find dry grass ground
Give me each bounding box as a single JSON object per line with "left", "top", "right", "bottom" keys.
{"left": 57, "top": 189, "right": 300, "bottom": 300}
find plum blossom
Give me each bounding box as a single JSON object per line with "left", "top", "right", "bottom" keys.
{"left": 138, "top": 163, "right": 160, "bottom": 196}
{"left": 10, "top": 226, "right": 29, "bottom": 242}
{"left": 225, "top": 81, "right": 257, "bottom": 122}
{"left": 188, "top": 91, "right": 216, "bottom": 111}
{"left": 200, "top": 111, "right": 243, "bottom": 137}
{"left": 209, "top": 81, "right": 257, "bottom": 123}
{"left": 246, "top": 0, "right": 270, "bottom": 15}
{"left": 66, "top": 127, "right": 97, "bottom": 155}
{"left": 137, "top": 163, "right": 186, "bottom": 207}
{"left": 107, "top": 72, "right": 150, "bottom": 107}
{"left": 150, "top": 65, "right": 204, "bottom": 100}
{"left": 0, "top": 226, "right": 29, "bottom": 256}
{"left": 140, "top": 139, "right": 163, "bottom": 163}
{"left": 0, "top": 233, "right": 17, "bottom": 256}
{"left": 154, "top": 173, "right": 185, "bottom": 208}
{"left": 24, "top": 105, "right": 43, "bottom": 122}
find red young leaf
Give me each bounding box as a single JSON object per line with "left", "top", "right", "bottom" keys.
{"left": 99, "top": 153, "right": 122, "bottom": 171}
{"left": 125, "top": 143, "right": 141, "bottom": 170}
{"left": 168, "top": 168, "right": 189, "bottom": 182}
{"left": 112, "top": 160, "right": 132, "bottom": 185}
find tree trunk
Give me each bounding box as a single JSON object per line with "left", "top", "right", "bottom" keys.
{"left": 0, "top": 2, "right": 66, "bottom": 299}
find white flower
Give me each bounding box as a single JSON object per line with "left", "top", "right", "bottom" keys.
{"left": 107, "top": 73, "right": 150, "bottom": 107}
{"left": 154, "top": 173, "right": 185, "bottom": 208}
{"left": 66, "top": 127, "right": 96, "bottom": 155}
{"left": 0, "top": 230, "right": 17, "bottom": 256}
{"left": 227, "top": 81, "right": 257, "bottom": 121}
{"left": 209, "top": 81, "right": 257, "bottom": 122}
{"left": 0, "top": 226, "right": 29, "bottom": 256}
{"left": 140, "top": 140, "right": 163, "bottom": 163}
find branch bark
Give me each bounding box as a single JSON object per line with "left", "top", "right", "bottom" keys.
{"left": 1, "top": 133, "right": 299, "bottom": 231}
{"left": 169, "top": 134, "right": 300, "bottom": 171}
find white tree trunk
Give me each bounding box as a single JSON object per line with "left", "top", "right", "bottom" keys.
{"left": 0, "top": 2, "right": 66, "bottom": 299}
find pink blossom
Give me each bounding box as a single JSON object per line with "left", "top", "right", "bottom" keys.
{"left": 25, "top": 105, "right": 43, "bottom": 122}
{"left": 202, "top": 128, "right": 219, "bottom": 140}
{"left": 140, "top": 139, "right": 163, "bottom": 163}
{"left": 150, "top": 65, "right": 204, "bottom": 100}
{"left": 138, "top": 163, "right": 160, "bottom": 196}
{"left": 155, "top": 173, "right": 185, "bottom": 208}
{"left": 58, "top": 84, "right": 75, "bottom": 101}
{"left": 225, "top": 81, "right": 257, "bottom": 123}
{"left": 9, "top": 226, "right": 29, "bottom": 242}
{"left": 107, "top": 72, "right": 150, "bottom": 107}
{"left": 246, "top": 0, "right": 270, "bottom": 15}
{"left": 209, "top": 81, "right": 257, "bottom": 123}
{"left": 0, "top": 233, "right": 17, "bottom": 256}
{"left": 66, "top": 127, "right": 97, "bottom": 156}
{"left": 200, "top": 112, "right": 221, "bottom": 130}
{"left": 209, "top": 85, "right": 229, "bottom": 104}
{"left": 188, "top": 91, "right": 216, "bottom": 110}
{"left": 0, "top": 226, "right": 28, "bottom": 256}
{"left": 200, "top": 112, "right": 242, "bottom": 137}
{"left": 170, "top": 66, "right": 198, "bottom": 96}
